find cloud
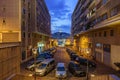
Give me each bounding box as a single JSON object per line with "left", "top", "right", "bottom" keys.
{"left": 45, "top": 0, "right": 78, "bottom": 33}
{"left": 52, "top": 25, "right": 71, "bottom": 34}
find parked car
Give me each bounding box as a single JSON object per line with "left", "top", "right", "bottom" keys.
{"left": 68, "top": 61, "right": 86, "bottom": 77}
{"left": 66, "top": 48, "right": 72, "bottom": 54}
{"left": 75, "top": 57, "right": 96, "bottom": 68}
{"left": 36, "top": 53, "right": 53, "bottom": 60}
{"left": 43, "top": 51, "right": 54, "bottom": 57}
{"left": 70, "top": 54, "right": 79, "bottom": 61}
{"left": 49, "top": 47, "right": 57, "bottom": 54}
{"left": 35, "top": 58, "right": 55, "bottom": 76}
{"left": 44, "top": 47, "right": 56, "bottom": 55}
{"left": 55, "top": 63, "right": 67, "bottom": 78}
{"left": 26, "top": 60, "right": 42, "bottom": 71}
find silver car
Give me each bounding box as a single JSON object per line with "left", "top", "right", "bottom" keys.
{"left": 55, "top": 63, "right": 67, "bottom": 78}
{"left": 35, "top": 58, "right": 55, "bottom": 76}
{"left": 26, "top": 60, "right": 42, "bottom": 71}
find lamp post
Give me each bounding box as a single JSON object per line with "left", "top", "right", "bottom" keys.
{"left": 86, "top": 49, "right": 90, "bottom": 80}
{"left": 32, "top": 48, "right": 38, "bottom": 80}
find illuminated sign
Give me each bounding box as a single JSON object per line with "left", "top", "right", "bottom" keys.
{"left": 37, "top": 43, "right": 44, "bottom": 47}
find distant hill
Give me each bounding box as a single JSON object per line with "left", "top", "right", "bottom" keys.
{"left": 52, "top": 32, "right": 70, "bottom": 39}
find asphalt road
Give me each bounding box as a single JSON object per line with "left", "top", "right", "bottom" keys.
{"left": 20, "top": 47, "right": 117, "bottom": 80}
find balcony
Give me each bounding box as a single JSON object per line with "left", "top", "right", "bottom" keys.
{"left": 94, "top": 13, "right": 120, "bottom": 29}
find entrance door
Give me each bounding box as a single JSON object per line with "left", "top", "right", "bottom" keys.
{"left": 103, "top": 44, "right": 111, "bottom": 66}
{"left": 96, "top": 52, "right": 102, "bottom": 62}
{"left": 103, "top": 52, "right": 111, "bottom": 66}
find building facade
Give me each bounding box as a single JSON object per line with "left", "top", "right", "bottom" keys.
{"left": 0, "top": 0, "right": 21, "bottom": 79}
{"left": 21, "top": 0, "right": 51, "bottom": 62}
{"left": 72, "top": 0, "right": 120, "bottom": 70}
{"left": 0, "top": 0, "right": 21, "bottom": 42}
{"left": 0, "top": 42, "right": 21, "bottom": 80}
{"left": 0, "top": 0, "right": 51, "bottom": 62}
{"left": 30, "top": 0, "right": 51, "bottom": 53}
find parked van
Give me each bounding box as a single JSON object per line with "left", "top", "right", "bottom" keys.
{"left": 35, "top": 58, "right": 55, "bottom": 76}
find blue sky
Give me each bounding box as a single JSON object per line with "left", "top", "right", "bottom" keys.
{"left": 45, "top": 0, "right": 78, "bottom": 34}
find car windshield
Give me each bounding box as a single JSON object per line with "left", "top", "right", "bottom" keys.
{"left": 57, "top": 67, "right": 65, "bottom": 71}
{"left": 39, "top": 63, "right": 47, "bottom": 69}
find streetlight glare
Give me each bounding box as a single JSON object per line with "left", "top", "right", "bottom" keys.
{"left": 91, "top": 74, "right": 95, "bottom": 77}
{"left": 28, "top": 74, "right": 33, "bottom": 77}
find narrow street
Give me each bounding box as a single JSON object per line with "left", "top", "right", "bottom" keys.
{"left": 54, "top": 47, "right": 70, "bottom": 66}
{"left": 21, "top": 47, "right": 118, "bottom": 80}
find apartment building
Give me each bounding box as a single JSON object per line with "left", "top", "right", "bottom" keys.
{"left": 0, "top": 0, "right": 50, "bottom": 79}
{"left": 0, "top": 0, "right": 21, "bottom": 79}
{"left": 72, "top": 0, "right": 120, "bottom": 70}
{"left": 0, "top": 0, "right": 51, "bottom": 62}
{"left": 21, "top": 0, "right": 51, "bottom": 62}
{"left": 30, "top": 0, "right": 51, "bottom": 54}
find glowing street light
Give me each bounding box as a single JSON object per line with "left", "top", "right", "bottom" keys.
{"left": 86, "top": 49, "right": 90, "bottom": 80}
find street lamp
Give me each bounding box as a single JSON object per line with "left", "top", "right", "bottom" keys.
{"left": 86, "top": 49, "right": 90, "bottom": 80}
{"left": 32, "top": 48, "right": 38, "bottom": 80}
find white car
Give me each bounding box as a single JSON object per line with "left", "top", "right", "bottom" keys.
{"left": 55, "top": 63, "right": 67, "bottom": 78}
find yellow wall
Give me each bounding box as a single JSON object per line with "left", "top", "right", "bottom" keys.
{"left": 0, "top": 0, "right": 21, "bottom": 42}
{"left": 0, "top": 0, "right": 21, "bottom": 31}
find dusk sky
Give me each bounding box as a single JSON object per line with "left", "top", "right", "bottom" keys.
{"left": 45, "top": 0, "right": 78, "bottom": 34}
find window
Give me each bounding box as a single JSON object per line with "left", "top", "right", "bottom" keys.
{"left": 23, "top": 8, "right": 26, "bottom": 14}
{"left": 28, "top": 13, "right": 30, "bottom": 19}
{"left": 96, "top": 43, "right": 102, "bottom": 49}
{"left": 104, "top": 31, "right": 107, "bottom": 37}
{"left": 28, "top": 2, "right": 30, "bottom": 8}
{"left": 102, "top": 13, "right": 108, "bottom": 20}
{"left": 110, "top": 30, "right": 114, "bottom": 36}
{"left": 23, "top": 32, "right": 25, "bottom": 38}
{"left": 95, "top": 33, "right": 97, "bottom": 37}
{"left": 99, "top": 32, "right": 101, "bottom": 37}
{"left": 22, "top": 21, "right": 25, "bottom": 30}
{"left": 96, "top": 1, "right": 102, "bottom": 9}
{"left": 23, "top": 0, "right": 25, "bottom": 4}
{"left": 28, "top": 33, "right": 30, "bottom": 38}
{"left": 97, "top": 16, "right": 102, "bottom": 23}
{"left": 2, "top": 19, "right": 6, "bottom": 25}
{"left": 110, "top": 6, "right": 118, "bottom": 17}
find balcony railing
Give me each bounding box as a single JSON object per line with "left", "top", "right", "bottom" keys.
{"left": 94, "top": 13, "right": 120, "bottom": 29}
